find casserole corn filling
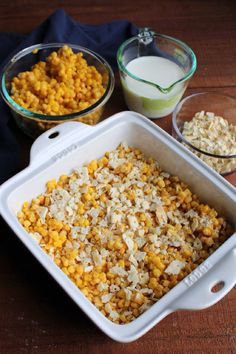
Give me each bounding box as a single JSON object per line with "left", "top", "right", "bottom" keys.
{"left": 18, "top": 143, "right": 232, "bottom": 324}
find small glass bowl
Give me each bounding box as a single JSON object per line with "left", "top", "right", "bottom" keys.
{"left": 1, "top": 43, "right": 115, "bottom": 138}
{"left": 117, "top": 29, "right": 197, "bottom": 118}
{"left": 172, "top": 92, "right": 236, "bottom": 176}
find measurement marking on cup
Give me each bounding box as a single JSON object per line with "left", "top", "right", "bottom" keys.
{"left": 184, "top": 261, "right": 212, "bottom": 287}
{"left": 52, "top": 143, "right": 80, "bottom": 162}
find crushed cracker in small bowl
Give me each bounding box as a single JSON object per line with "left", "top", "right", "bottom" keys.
{"left": 172, "top": 92, "right": 236, "bottom": 175}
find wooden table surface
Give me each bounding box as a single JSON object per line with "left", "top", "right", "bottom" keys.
{"left": 0, "top": 1, "right": 236, "bottom": 353}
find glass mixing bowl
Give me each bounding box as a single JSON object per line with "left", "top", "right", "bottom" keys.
{"left": 1, "top": 43, "right": 114, "bottom": 138}
{"left": 117, "top": 28, "right": 197, "bottom": 119}
{"left": 172, "top": 92, "right": 236, "bottom": 176}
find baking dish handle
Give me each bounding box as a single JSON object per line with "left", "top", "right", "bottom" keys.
{"left": 171, "top": 248, "right": 236, "bottom": 311}
{"left": 30, "top": 121, "right": 93, "bottom": 166}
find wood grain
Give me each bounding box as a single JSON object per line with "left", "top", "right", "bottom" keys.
{"left": 0, "top": 1, "right": 235, "bottom": 353}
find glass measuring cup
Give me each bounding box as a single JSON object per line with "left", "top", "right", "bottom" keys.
{"left": 117, "top": 29, "right": 197, "bottom": 118}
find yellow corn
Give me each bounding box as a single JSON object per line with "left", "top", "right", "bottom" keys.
{"left": 11, "top": 46, "right": 105, "bottom": 117}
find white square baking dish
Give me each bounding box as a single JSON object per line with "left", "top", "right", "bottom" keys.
{"left": 0, "top": 111, "right": 235, "bottom": 342}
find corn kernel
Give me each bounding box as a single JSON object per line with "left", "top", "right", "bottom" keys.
{"left": 152, "top": 256, "right": 165, "bottom": 271}
{"left": 23, "top": 220, "right": 31, "bottom": 228}
{"left": 47, "top": 179, "right": 57, "bottom": 192}
{"left": 83, "top": 193, "right": 92, "bottom": 202}
{"left": 157, "top": 179, "right": 165, "bottom": 188}
{"left": 202, "top": 227, "right": 212, "bottom": 236}
{"left": 153, "top": 268, "right": 162, "bottom": 278}
{"left": 88, "top": 160, "right": 98, "bottom": 173}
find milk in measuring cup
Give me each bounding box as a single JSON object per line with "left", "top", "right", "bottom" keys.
{"left": 123, "top": 56, "right": 185, "bottom": 118}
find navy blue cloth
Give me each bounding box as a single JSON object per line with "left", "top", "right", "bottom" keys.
{"left": 0, "top": 9, "right": 138, "bottom": 184}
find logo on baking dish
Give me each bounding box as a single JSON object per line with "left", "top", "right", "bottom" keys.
{"left": 52, "top": 143, "right": 80, "bottom": 162}
{"left": 184, "top": 260, "right": 212, "bottom": 287}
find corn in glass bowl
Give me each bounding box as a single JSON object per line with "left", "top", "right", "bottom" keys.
{"left": 1, "top": 43, "right": 114, "bottom": 138}
{"left": 172, "top": 92, "right": 236, "bottom": 176}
